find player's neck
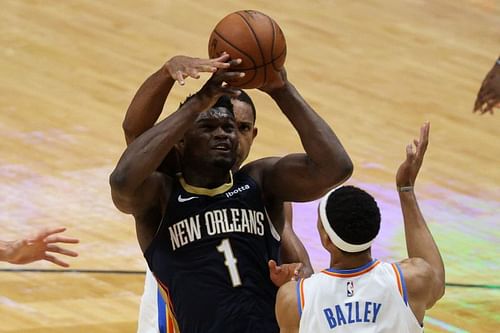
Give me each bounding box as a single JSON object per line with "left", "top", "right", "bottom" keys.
{"left": 181, "top": 167, "right": 232, "bottom": 189}
{"left": 330, "top": 251, "right": 373, "bottom": 270}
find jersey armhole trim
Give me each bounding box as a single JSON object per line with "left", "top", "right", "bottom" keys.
{"left": 296, "top": 278, "right": 305, "bottom": 318}
{"left": 391, "top": 263, "right": 409, "bottom": 306}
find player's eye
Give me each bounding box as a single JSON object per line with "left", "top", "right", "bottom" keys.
{"left": 238, "top": 124, "right": 251, "bottom": 132}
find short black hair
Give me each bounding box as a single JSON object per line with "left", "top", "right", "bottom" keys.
{"left": 234, "top": 90, "right": 256, "bottom": 124}
{"left": 325, "top": 186, "right": 381, "bottom": 246}
{"left": 213, "top": 90, "right": 256, "bottom": 124}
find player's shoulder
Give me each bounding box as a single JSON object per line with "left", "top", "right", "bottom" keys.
{"left": 240, "top": 157, "right": 281, "bottom": 180}
{"left": 276, "top": 280, "right": 299, "bottom": 315}
{"left": 397, "top": 258, "right": 435, "bottom": 299}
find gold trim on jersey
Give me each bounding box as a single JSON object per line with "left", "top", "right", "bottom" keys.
{"left": 178, "top": 171, "right": 233, "bottom": 196}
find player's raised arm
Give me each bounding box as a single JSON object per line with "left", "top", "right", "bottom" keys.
{"left": 255, "top": 69, "right": 353, "bottom": 202}
{"left": 123, "top": 54, "right": 232, "bottom": 145}
{"left": 110, "top": 69, "right": 242, "bottom": 215}
{"left": 396, "top": 122, "right": 445, "bottom": 322}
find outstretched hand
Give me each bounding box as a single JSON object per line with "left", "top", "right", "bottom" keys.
{"left": 268, "top": 259, "right": 303, "bottom": 287}
{"left": 195, "top": 59, "right": 244, "bottom": 106}
{"left": 164, "top": 53, "right": 233, "bottom": 86}
{"left": 473, "top": 58, "right": 500, "bottom": 114}
{"left": 396, "top": 122, "right": 430, "bottom": 188}
{"left": 5, "top": 227, "right": 79, "bottom": 267}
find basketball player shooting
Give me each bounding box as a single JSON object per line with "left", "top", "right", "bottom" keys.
{"left": 122, "top": 53, "right": 313, "bottom": 332}
{"left": 110, "top": 58, "right": 352, "bottom": 332}
{"left": 275, "top": 122, "right": 445, "bottom": 333}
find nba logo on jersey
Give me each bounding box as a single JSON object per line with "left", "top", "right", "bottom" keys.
{"left": 346, "top": 280, "right": 354, "bottom": 297}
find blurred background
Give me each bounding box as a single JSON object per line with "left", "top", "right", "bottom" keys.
{"left": 0, "top": 0, "right": 498, "bottom": 332}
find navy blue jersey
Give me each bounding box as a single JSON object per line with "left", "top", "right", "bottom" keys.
{"left": 144, "top": 171, "right": 281, "bottom": 333}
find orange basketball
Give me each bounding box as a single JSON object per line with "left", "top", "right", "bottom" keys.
{"left": 208, "top": 10, "right": 287, "bottom": 89}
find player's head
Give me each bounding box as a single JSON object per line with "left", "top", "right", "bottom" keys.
{"left": 179, "top": 97, "right": 238, "bottom": 171}
{"left": 317, "top": 186, "right": 381, "bottom": 255}
{"left": 216, "top": 90, "right": 258, "bottom": 169}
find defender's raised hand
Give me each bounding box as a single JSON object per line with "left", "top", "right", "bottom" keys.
{"left": 164, "top": 54, "right": 233, "bottom": 86}
{"left": 473, "top": 58, "right": 500, "bottom": 114}
{"left": 396, "top": 122, "right": 430, "bottom": 189}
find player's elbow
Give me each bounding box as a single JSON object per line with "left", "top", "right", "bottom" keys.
{"left": 109, "top": 167, "right": 135, "bottom": 195}
{"left": 322, "top": 154, "right": 354, "bottom": 188}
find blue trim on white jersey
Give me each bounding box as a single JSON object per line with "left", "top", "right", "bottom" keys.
{"left": 325, "top": 258, "right": 378, "bottom": 274}
{"left": 296, "top": 278, "right": 303, "bottom": 318}
{"left": 157, "top": 287, "right": 167, "bottom": 333}
{"left": 394, "top": 263, "right": 409, "bottom": 306}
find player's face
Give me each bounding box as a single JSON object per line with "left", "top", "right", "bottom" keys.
{"left": 182, "top": 107, "right": 238, "bottom": 170}
{"left": 232, "top": 99, "right": 257, "bottom": 169}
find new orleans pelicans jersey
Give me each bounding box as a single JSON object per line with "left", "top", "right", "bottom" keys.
{"left": 144, "top": 171, "right": 281, "bottom": 333}
{"left": 297, "top": 259, "right": 423, "bottom": 333}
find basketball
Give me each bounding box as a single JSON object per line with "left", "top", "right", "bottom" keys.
{"left": 208, "top": 10, "right": 287, "bottom": 89}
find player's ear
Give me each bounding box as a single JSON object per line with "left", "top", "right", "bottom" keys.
{"left": 252, "top": 127, "right": 258, "bottom": 139}
{"left": 175, "top": 139, "right": 185, "bottom": 153}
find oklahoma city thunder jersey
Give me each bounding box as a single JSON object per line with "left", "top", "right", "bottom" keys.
{"left": 297, "top": 259, "right": 423, "bottom": 333}
{"left": 144, "top": 170, "right": 281, "bottom": 333}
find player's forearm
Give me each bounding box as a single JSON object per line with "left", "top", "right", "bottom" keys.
{"left": 399, "top": 190, "right": 445, "bottom": 293}
{"left": 281, "top": 241, "right": 313, "bottom": 278}
{"left": 111, "top": 96, "right": 206, "bottom": 193}
{"left": 123, "top": 67, "right": 176, "bottom": 145}
{"left": 269, "top": 83, "right": 352, "bottom": 187}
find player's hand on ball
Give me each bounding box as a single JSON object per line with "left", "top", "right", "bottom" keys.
{"left": 195, "top": 68, "right": 244, "bottom": 108}
{"left": 259, "top": 68, "right": 287, "bottom": 94}
{"left": 164, "top": 54, "right": 232, "bottom": 86}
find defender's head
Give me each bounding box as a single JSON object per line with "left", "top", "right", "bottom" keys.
{"left": 220, "top": 90, "right": 258, "bottom": 168}
{"left": 317, "top": 186, "right": 381, "bottom": 254}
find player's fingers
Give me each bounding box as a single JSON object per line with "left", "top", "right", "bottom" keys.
{"left": 37, "top": 227, "right": 67, "bottom": 239}
{"left": 294, "top": 263, "right": 304, "bottom": 276}
{"left": 268, "top": 259, "right": 277, "bottom": 271}
{"left": 47, "top": 244, "right": 79, "bottom": 257}
{"left": 406, "top": 143, "right": 415, "bottom": 161}
{"left": 45, "top": 235, "right": 80, "bottom": 244}
{"left": 187, "top": 68, "right": 201, "bottom": 79}
{"left": 44, "top": 254, "right": 70, "bottom": 268}
{"left": 227, "top": 58, "right": 242, "bottom": 67}
{"left": 175, "top": 70, "right": 185, "bottom": 86}
{"left": 212, "top": 52, "right": 231, "bottom": 63}
{"left": 484, "top": 97, "right": 500, "bottom": 114}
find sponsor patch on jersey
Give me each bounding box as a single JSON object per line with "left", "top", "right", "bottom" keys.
{"left": 225, "top": 184, "right": 250, "bottom": 198}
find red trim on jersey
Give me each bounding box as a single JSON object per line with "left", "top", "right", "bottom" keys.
{"left": 157, "top": 279, "right": 180, "bottom": 333}
{"left": 391, "top": 263, "right": 403, "bottom": 297}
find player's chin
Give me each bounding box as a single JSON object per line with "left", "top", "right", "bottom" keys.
{"left": 212, "top": 155, "right": 237, "bottom": 170}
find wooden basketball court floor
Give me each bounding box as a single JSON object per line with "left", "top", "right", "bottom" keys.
{"left": 0, "top": 1, "right": 498, "bottom": 332}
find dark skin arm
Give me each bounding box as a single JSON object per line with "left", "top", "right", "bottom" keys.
{"left": 110, "top": 69, "right": 242, "bottom": 250}
{"left": 244, "top": 69, "right": 353, "bottom": 203}
{"left": 123, "top": 54, "right": 232, "bottom": 144}
{"left": 277, "top": 202, "right": 313, "bottom": 277}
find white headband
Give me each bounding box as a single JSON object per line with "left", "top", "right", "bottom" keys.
{"left": 319, "top": 188, "right": 374, "bottom": 253}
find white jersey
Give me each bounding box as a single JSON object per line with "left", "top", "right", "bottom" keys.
{"left": 297, "top": 259, "right": 423, "bottom": 333}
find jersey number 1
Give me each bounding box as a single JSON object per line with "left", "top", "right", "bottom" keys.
{"left": 217, "top": 239, "right": 242, "bottom": 287}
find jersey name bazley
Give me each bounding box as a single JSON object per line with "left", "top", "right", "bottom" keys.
{"left": 168, "top": 208, "right": 265, "bottom": 250}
